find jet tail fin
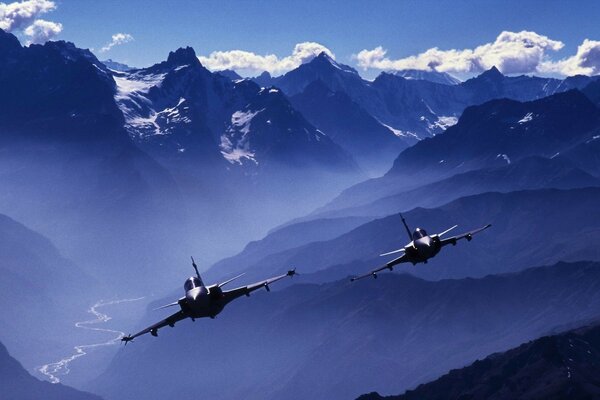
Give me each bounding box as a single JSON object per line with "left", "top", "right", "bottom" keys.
{"left": 191, "top": 256, "right": 202, "bottom": 281}
{"left": 400, "top": 213, "right": 412, "bottom": 241}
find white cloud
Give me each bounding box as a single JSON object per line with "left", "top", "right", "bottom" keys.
{"left": 0, "top": 0, "right": 61, "bottom": 43}
{"left": 23, "top": 18, "right": 60, "bottom": 43}
{"left": 100, "top": 32, "right": 134, "bottom": 53}
{"left": 198, "top": 42, "right": 335, "bottom": 75}
{"left": 355, "top": 31, "right": 565, "bottom": 75}
{"left": 540, "top": 39, "right": 600, "bottom": 76}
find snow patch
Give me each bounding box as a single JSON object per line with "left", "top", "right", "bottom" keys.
{"left": 382, "top": 123, "right": 420, "bottom": 140}
{"left": 496, "top": 153, "right": 511, "bottom": 164}
{"left": 231, "top": 109, "right": 262, "bottom": 134}
{"left": 518, "top": 112, "right": 533, "bottom": 124}
{"left": 586, "top": 135, "right": 600, "bottom": 144}
{"left": 434, "top": 116, "right": 458, "bottom": 130}
{"left": 220, "top": 109, "right": 264, "bottom": 165}
{"left": 113, "top": 72, "right": 167, "bottom": 101}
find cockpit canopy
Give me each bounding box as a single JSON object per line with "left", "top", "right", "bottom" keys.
{"left": 184, "top": 276, "right": 203, "bottom": 291}
{"left": 412, "top": 228, "right": 428, "bottom": 240}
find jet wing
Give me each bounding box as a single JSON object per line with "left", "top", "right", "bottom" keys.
{"left": 122, "top": 310, "right": 187, "bottom": 343}
{"left": 440, "top": 224, "right": 492, "bottom": 247}
{"left": 221, "top": 269, "right": 297, "bottom": 304}
{"left": 351, "top": 253, "right": 409, "bottom": 281}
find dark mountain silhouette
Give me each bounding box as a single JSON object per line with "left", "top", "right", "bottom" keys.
{"left": 290, "top": 80, "right": 408, "bottom": 174}
{"left": 216, "top": 69, "right": 243, "bottom": 80}
{"left": 388, "top": 90, "right": 600, "bottom": 178}
{"left": 358, "top": 322, "right": 600, "bottom": 400}
{"left": 91, "top": 261, "right": 600, "bottom": 400}
{"left": 252, "top": 70, "right": 274, "bottom": 87}
{"left": 0, "top": 340, "right": 102, "bottom": 400}
{"left": 324, "top": 89, "right": 600, "bottom": 213}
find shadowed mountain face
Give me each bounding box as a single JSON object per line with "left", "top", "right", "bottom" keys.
{"left": 0, "top": 30, "right": 362, "bottom": 289}
{"left": 207, "top": 187, "right": 600, "bottom": 283}
{"left": 388, "top": 90, "right": 600, "bottom": 179}
{"left": 358, "top": 322, "right": 600, "bottom": 400}
{"left": 290, "top": 80, "right": 408, "bottom": 175}
{"left": 323, "top": 89, "right": 600, "bottom": 214}
{"left": 0, "top": 341, "right": 102, "bottom": 400}
{"left": 114, "top": 47, "right": 358, "bottom": 177}
{"left": 90, "top": 261, "right": 600, "bottom": 400}
{"left": 0, "top": 29, "right": 191, "bottom": 289}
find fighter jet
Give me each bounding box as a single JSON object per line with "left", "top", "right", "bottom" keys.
{"left": 122, "top": 258, "right": 297, "bottom": 343}
{"left": 351, "top": 214, "right": 491, "bottom": 281}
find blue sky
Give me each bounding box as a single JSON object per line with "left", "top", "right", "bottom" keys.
{"left": 4, "top": 0, "right": 600, "bottom": 78}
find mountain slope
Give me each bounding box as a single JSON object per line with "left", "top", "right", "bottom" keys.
{"left": 266, "top": 56, "right": 598, "bottom": 140}
{"left": 0, "top": 29, "right": 190, "bottom": 289}
{"left": 0, "top": 213, "right": 99, "bottom": 370}
{"left": 325, "top": 89, "right": 600, "bottom": 213}
{"left": 91, "top": 261, "right": 600, "bottom": 400}
{"left": 210, "top": 187, "right": 600, "bottom": 283}
{"left": 290, "top": 80, "right": 407, "bottom": 174}
{"left": 359, "top": 322, "right": 600, "bottom": 400}
{"left": 0, "top": 341, "right": 102, "bottom": 400}
{"left": 312, "top": 156, "right": 600, "bottom": 219}
{"left": 115, "top": 47, "right": 358, "bottom": 176}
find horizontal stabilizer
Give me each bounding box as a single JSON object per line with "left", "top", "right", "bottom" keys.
{"left": 438, "top": 224, "right": 458, "bottom": 237}
{"left": 153, "top": 301, "right": 179, "bottom": 311}
{"left": 218, "top": 272, "right": 246, "bottom": 288}
{"left": 380, "top": 247, "right": 406, "bottom": 257}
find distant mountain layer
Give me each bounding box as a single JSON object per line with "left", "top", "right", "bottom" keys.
{"left": 358, "top": 322, "right": 600, "bottom": 400}
{"left": 324, "top": 89, "right": 600, "bottom": 214}
{"left": 0, "top": 213, "right": 99, "bottom": 369}
{"left": 312, "top": 156, "right": 600, "bottom": 220}
{"left": 0, "top": 340, "right": 102, "bottom": 400}
{"left": 253, "top": 53, "right": 599, "bottom": 140}
{"left": 391, "top": 69, "right": 461, "bottom": 85}
{"left": 101, "top": 59, "right": 133, "bottom": 72}
{"left": 208, "top": 187, "right": 600, "bottom": 283}
{"left": 91, "top": 261, "right": 600, "bottom": 400}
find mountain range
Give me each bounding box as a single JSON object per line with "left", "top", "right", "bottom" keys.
{"left": 358, "top": 321, "right": 600, "bottom": 400}
{"left": 207, "top": 187, "right": 600, "bottom": 284}
{"left": 2, "top": 26, "right": 600, "bottom": 400}
{"left": 90, "top": 261, "right": 600, "bottom": 400}
{"left": 317, "top": 88, "right": 600, "bottom": 215}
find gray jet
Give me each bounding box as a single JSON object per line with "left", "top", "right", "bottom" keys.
{"left": 351, "top": 214, "right": 491, "bottom": 281}
{"left": 122, "top": 258, "right": 296, "bottom": 342}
